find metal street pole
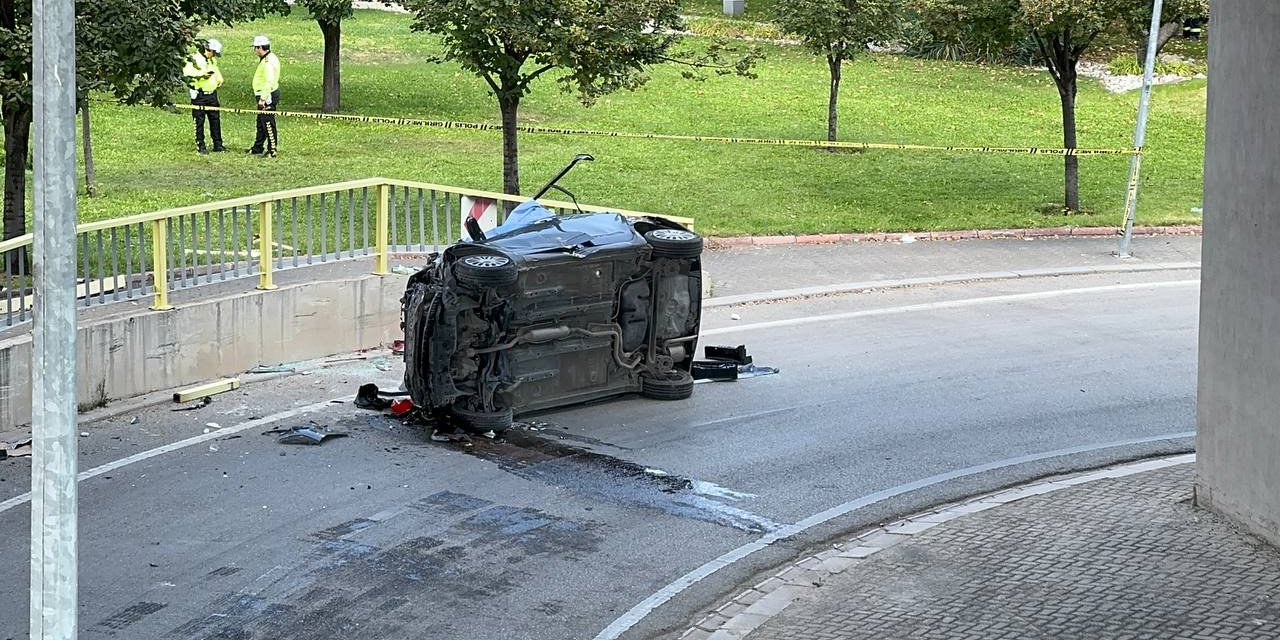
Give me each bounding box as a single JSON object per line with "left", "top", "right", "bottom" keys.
{"left": 30, "top": 0, "right": 79, "bottom": 635}
{"left": 1118, "top": 0, "right": 1165, "bottom": 258}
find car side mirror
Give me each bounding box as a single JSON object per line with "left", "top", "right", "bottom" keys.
{"left": 465, "top": 216, "right": 487, "bottom": 242}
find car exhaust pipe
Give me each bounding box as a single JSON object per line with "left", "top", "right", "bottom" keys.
{"left": 472, "top": 323, "right": 643, "bottom": 369}
{"left": 524, "top": 326, "right": 574, "bottom": 343}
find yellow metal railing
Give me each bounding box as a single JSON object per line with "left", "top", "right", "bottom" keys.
{"left": 0, "top": 177, "right": 694, "bottom": 326}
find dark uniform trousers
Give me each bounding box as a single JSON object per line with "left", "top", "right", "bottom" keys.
{"left": 192, "top": 90, "right": 223, "bottom": 151}
{"left": 252, "top": 89, "right": 280, "bottom": 155}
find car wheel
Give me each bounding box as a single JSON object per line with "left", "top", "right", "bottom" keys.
{"left": 644, "top": 229, "right": 703, "bottom": 259}
{"left": 452, "top": 404, "right": 514, "bottom": 434}
{"left": 455, "top": 254, "right": 518, "bottom": 288}
{"left": 403, "top": 293, "right": 438, "bottom": 403}
{"left": 640, "top": 370, "right": 695, "bottom": 401}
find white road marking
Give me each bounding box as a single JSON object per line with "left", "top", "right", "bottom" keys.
{"left": 691, "top": 481, "right": 757, "bottom": 501}
{"left": 702, "top": 280, "right": 1200, "bottom": 337}
{"left": 592, "top": 431, "right": 1196, "bottom": 640}
{"left": 0, "top": 397, "right": 345, "bottom": 514}
{"left": 677, "top": 494, "right": 784, "bottom": 533}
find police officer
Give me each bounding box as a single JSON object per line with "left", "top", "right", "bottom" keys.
{"left": 183, "top": 39, "right": 225, "bottom": 154}
{"left": 249, "top": 35, "right": 282, "bottom": 157}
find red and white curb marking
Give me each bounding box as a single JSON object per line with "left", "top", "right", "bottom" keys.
{"left": 681, "top": 453, "right": 1196, "bottom": 640}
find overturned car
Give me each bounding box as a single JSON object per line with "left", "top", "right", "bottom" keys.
{"left": 401, "top": 158, "right": 703, "bottom": 434}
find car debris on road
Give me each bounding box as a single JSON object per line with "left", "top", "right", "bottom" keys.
{"left": 692, "top": 345, "right": 779, "bottom": 383}
{"left": 354, "top": 383, "right": 394, "bottom": 410}
{"left": 266, "top": 422, "right": 350, "bottom": 445}
{"left": 170, "top": 396, "right": 214, "bottom": 412}
{"left": 0, "top": 432, "right": 32, "bottom": 459}
{"left": 389, "top": 399, "right": 415, "bottom": 417}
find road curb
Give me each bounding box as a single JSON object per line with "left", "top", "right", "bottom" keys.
{"left": 679, "top": 453, "right": 1197, "bottom": 640}
{"left": 705, "top": 225, "right": 1202, "bottom": 248}
{"left": 704, "top": 262, "right": 1201, "bottom": 308}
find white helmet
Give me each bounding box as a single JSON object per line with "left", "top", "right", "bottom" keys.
{"left": 205, "top": 38, "right": 222, "bottom": 55}
{"left": 252, "top": 35, "right": 270, "bottom": 48}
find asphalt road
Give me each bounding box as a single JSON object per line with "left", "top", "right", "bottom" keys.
{"left": 0, "top": 269, "right": 1199, "bottom": 640}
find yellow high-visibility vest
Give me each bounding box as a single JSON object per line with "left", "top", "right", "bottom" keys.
{"left": 253, "top": 52, "right": 281, "bottom": 100}
{"left": 183, "top": 53, "right": 223, "bottom": 94}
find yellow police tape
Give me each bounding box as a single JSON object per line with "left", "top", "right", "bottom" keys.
{"left": 174, "top": 103, "right": 1141, "bottom": 157}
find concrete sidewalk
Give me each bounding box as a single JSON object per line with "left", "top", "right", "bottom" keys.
{"left": 700, "top": 235, "right": 1201, "bottom": 301}
{"left": 684, "top": 460, "right": 1280, "bottom": 640}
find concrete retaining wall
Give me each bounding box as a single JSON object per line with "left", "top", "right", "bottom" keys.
{"left": 0, "top": 274, "right": 406, "bottom": 431}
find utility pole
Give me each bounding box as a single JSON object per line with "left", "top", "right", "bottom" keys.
{"left": 1117, "top": 0, "right": 1165, "bottom": 258}
{"left": 30, "top": 0, "right": 80, "bottom": 636}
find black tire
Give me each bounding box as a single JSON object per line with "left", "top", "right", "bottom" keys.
{"left": 640, "top": 371, "right": 695, "bottom": 400}
{"left": 452, "top": 404, "right": 514, "bottom": 434}
{"left": 455, "top": 253, "right": 518, "bottom": 288}
{"left": 402, "top": 290, "right": 439, "bottom": 404}
{"left": 645, "top": 229, "right": 703, "bottom": 259}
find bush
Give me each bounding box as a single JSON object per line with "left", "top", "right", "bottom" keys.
{"left": 899, "top": 2, "right": 1038, "bottom": 66}
{"left": 685, "top": 16, "right": 788, "bottom": 41}
{"left": 1107, "top": 56, "right": 1141, "bottom": 75}
{"left": 1106, "top": 55, "right": 1207, "bottom": 77}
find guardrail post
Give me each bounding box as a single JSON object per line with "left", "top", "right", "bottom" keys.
{"left": 257, "top": 201, "right": 277, "bottom": 290}
{"left": 373, "top": 183, "right": 391, "bottom": 275}
{"left": 149, "top": 219, "right": 172, "bottom": 310}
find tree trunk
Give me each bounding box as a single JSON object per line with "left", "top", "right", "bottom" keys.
{"left": 1137, "top": 21, "right": 1182, "bottom": 65}
{"left": 1058, "top": 74, "right": 1080, "bottom": 213}
{"left": 80, "top": 96, "right": 97, "bottom": 197}
{"left": 827, "top": 53, "right": 842, "bottom": 144}
{"left": 2, "top": 99, "right": 32, "bottom": 272}
{"left": 319, "top": 20, "right": 341, "bottom": 113}
{"left": 498, "top": 93, "right": 520, "bottom": 196}
{"left": 1037, "top": 31, "right": 1082, "bottom": 214}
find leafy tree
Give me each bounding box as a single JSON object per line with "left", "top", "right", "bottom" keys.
{"left": 0, "top": 0, "right": 284, "bottom": 249}
{"left": 0, "top": 0, "right": 194, "bottom": 249}
{"left": 776, "top": 0, "right": 901, "bottom": 145}
{"left": 180, "top": 0, "right": 290, "bottom": 27}
{"left": 402, "top": 0, "right": 762, "bottom": 195}
{"left": 0, "top": 0, "right": 34, "bottom": 246}
{"left": 1120, "top": 0, "right": 1208, "bottom": 65}
{"left": 299, "top": 0, "right": 354, "bottom": 113}
{"left": 1018, "top": 0, "right": 1131, "bottom": 213}
{"left": 913, "top": 0, "right": 1176, "bottom": 213}
{"left": 903, "top": 0, "right": 1024, "bottom": 64}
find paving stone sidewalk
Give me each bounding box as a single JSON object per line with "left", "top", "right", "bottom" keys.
{"left": 745, "top": 465, "right": 1280, "bottom": 640}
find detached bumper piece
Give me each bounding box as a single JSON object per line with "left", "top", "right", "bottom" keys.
{"left": 691, "top": 360, "right": 739, "bottom": 381}
{"left": 692, "top": 345, "right": 778, "bottom": 381}
{"left": 703, "top": 344, "right": 752, "bottom": 366}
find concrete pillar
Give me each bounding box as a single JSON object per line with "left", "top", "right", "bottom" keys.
{"left": 1196, "top": 0, "right": 1280, "bottom": 547}
{"left": 723, "top": 0, "right": 744, "bottom": 17}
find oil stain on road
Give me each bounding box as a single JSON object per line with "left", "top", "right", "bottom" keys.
{"left": 99, "top": 422, "right": 772, "bottom": 640}
{"left": 157, "top": 491, "right": 602, "bottom": 640}
{"left": 465, "top": 426, "right": 781, "bottom": 534}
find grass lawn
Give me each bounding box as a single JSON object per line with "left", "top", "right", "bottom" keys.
{"left": 62, "top": 8, "right": 1204, "bottom": 237}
